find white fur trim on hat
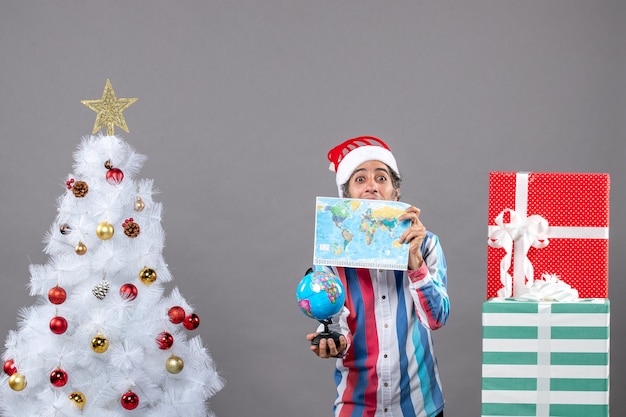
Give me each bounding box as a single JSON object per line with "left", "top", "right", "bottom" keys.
{"left": 335, "top": 145, "right": 399, "bottom": 197}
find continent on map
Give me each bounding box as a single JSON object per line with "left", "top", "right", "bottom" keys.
{"left": 360, "top": 206, "right": 406, "bottom": 245}
{"left": 328, "top": 200, "right": 361, "bottom": 227}
{"left": 326, "top": 200, "right": 360, "bottom": 252}
{"left": 329, "top": 228, "right": 353, "bottom": 255}
{"left": 341, "top": 228, "right": 353, "bottom": 250}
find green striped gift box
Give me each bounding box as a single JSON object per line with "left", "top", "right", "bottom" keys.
{"left": 481, "top": 299, "right": 610, "bottom": 417}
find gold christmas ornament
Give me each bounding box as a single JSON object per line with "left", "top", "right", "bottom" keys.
{"left": 8, "top": 372, "right": 27, "bottom": 391}
{"left": 69, "top": 391, "right": 86, "bottom": 410}
{"left": 81, "top": 79, "right": 138, "bottom": 136}
{"left": 134, "top": 196, "right": 145, "bottom": 211}
{"left": 139, "top": 267, "right": 157, "bottom": 286}
{"left": 91, "top": 334, "right": 109, "bottom": 353}
{"left": 165, "top": 355, "right": 184, "bottom": 374}
{"left": 96, "top": 222, "right": 114, "bottom": 240}
{"left": 75, "top": 241, "right": 87, "bottom": 255}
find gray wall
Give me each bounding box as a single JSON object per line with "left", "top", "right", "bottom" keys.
{"left": 1, "top": 2, "right": 624, "bottom": 416}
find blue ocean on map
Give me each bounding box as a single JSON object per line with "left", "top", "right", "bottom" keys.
{"left": 313, "top": 197, "right": 411, "bottom": 270}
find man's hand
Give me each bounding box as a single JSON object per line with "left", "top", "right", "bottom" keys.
{"left": 399, "top": 206, "right": 426, "bottom": 270}
{"left": 306, "top": 333, "right": 347, "bottom": 358}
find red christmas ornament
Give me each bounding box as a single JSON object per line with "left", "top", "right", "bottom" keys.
{"left": 168, "top": 306, "right": 185, "bottom": 324}
{"left": 106, "top": 168, "right": 124, "bottom": 185}
{"left": 3, "top": 359, "right": 16, "bottom": 376}
{"left": 50, "top": 368, "right": 68, "bottom": 387}
{"left": 50, "top": 316, "right": 68, "bottom": 334}
{"left": 48, "top": 286, "right": 67, "bottom": 305}
{"left": 156, "top": 332, "right": 174, "bottom": 350}
{"left": 121, "top": 390, "right": 139, "bottom": 410}
{"left": 183, "top": 313, "right": 200, "bottom": 330}
{"left": 119, "top": 283, "right": 138, "bottom": 300}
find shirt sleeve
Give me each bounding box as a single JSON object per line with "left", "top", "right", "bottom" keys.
{"left": 407, "top": 231, "right": 450, "bottom": 330}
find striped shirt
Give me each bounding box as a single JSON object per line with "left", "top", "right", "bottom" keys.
{"left": 323, "top": 231, "right": 449, "bottom": 417}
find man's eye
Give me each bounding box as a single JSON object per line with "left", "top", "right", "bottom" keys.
{"left": 355, "top": 177, "right": 365, "bottom": 183}
{"left": 377, "top": 176, "right": 387, "bottom": 181}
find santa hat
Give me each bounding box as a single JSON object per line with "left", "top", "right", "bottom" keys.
{"left": 327, "top": 136, "right": 399, "bottom": 197}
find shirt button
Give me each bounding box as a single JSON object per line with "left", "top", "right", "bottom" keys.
{"left": 381, "top": 295, "right": 386, "bottom": 300}
{"left": 384, "top": 324, "right": 388, "bottom": 328}
{"left": 384, "top": 354, "right": 388, "bottom": 358}
{"left": 384, "top": 382, "right": 389, "bottom": 387}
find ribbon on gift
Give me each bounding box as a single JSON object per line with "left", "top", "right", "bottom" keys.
{"left": 516, "top": 273, "right": 579, "bottom": 302}
{"left": 488, "top": 172, "right": 609, "bottom": 297}
{"left": 536, "top": 302, "right": 553, "bottom": 417}
{"left": 488, "top": 208, "right": 550, "bottom": 297}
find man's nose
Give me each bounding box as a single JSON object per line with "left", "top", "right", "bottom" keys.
{"left": 365, "top": 177, "right": 378, "bottom": 191}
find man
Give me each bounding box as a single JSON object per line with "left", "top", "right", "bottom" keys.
{"left": 306, "top": 136, "right": 449, "bottom": 417}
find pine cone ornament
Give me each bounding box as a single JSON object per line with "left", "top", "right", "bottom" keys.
{"left": 122, "top": 218, "right": 140, "bottom": 238}
{"left": 71, "top": 181, "right": 89, "bottom": 198}
{"left": 92, "top": 279, "right": 111, "bottom": 300}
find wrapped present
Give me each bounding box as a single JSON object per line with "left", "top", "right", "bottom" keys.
{"left": 487, "top": 172, "right": 610, "bottom": 299}
{"left": 481, "top": 299, "right": 610, "bottom": 417}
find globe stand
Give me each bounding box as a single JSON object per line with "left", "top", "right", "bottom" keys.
{"left": 311, "top": 318, "right": 342, "bottom": 349}
{"left": 297, "top": 268, "right": 346, "bottom": 355}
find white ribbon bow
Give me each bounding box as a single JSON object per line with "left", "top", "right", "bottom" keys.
{"left": 488, "top": 209, "right": 550, "bottom": 297}
{"left": 515, "top": 273, "right": 579, "bottom": 302}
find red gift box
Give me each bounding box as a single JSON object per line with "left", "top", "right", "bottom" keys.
{"left": 487, "top": 172, "right": 610, "bottom": 299}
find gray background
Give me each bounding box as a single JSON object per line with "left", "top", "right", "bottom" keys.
{"left": 1, "top": 1, "right": 624, "bottom": 416}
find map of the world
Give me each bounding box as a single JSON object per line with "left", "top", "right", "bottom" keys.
{"left": 313, "top": 197, "right": 411, "bottom": 270}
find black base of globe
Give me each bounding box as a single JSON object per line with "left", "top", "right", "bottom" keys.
{"left": 310, "top": 319, "right": 342, "bottom": 350}
{"left": 310, "top": 331, "right": 343, "bottom": 347}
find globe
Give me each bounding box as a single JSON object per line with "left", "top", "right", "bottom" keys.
{"left": 296, "top": 270, "right": 345, "bottom": 321}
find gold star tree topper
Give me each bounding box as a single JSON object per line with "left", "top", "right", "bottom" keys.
{"left": 81, "top": 79, "right": 138, "bottom": 135}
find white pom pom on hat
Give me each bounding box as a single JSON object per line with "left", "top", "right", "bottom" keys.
{"left": 327, "top": 136, "right": 399, "bottom": 197}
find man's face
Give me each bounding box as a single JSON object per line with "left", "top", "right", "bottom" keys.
{"left": 346, "top": 160, "right": 398, "bottom": 201}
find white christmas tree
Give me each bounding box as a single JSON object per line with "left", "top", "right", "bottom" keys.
{"left": 0, "top": 80, "right": 224, "bottom": 417}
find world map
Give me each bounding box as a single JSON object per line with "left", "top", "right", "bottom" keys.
{"left": 313, "top": 197, "right": 411, "bottom": 270}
